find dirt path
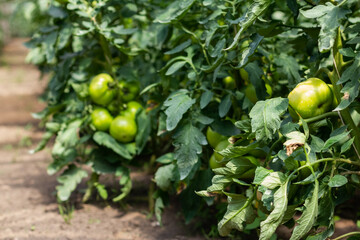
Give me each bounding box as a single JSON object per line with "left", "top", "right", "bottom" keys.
{"left": 0, "top": 39, "right": 204, "bottom": 240}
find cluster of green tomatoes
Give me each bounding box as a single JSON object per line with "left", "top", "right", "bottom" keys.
{"left": 88, "top": 73, "right": 143, "bottom": 143}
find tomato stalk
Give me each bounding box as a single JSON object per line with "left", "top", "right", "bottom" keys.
{"left": 316, "top": 28, "right": 360, "bottom": 160}
{"left": 83, "top": 172, "right": 100, "bottom": 202}
{"left": 98, "top": 34, "right": 115, "bottom": 78}
{"left": 147, "top": 154, "right": 157, "bottom": 216}
{"left": 332, "top": 232, "right": 360, "bottom": 240}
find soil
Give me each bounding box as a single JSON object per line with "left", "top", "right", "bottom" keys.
{"left": 0, "top": 38, "right": 358, "bottom": 240}
{"left": 0, "top": 39, "right": 205, "bottom": 240}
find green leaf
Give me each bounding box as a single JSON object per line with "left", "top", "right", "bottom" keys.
{"left": 261, "top": 172, "right": 286, "bottom": 190}
{"left": 322, "top": 126, "right": 349, "bottom": 150}
{"left": 163, "top": 89, "right": 196, "bottom": 131}
{"left": 56, "top": 165, "right": 88, "bottom": 201}
{"left": 180, "top": 169, "right": 213, "bottom": 223}
{"left": 200, "top": 90, "right": 214, "bottom": 109}
{"left": 112, "top": 26, "right": 138, "bottom": 35}
{"left": 218, "top": 193, "right": 255, "bottom": 236}
{"left": 156, "top": 153, "right": 175, "bottom": 164}
{"left": 317, "top": 192, "right": 334, "bottom": 227}
{"left": 165, "top": 40, "right": 191, "bottom": 54}
{"left": 259, "top": 181, "right": 289, "bottom": 240}
{"left": 219, "top": 94, "right": 232, "bottom": 118}
{"left": 154, "top": 0, "right": 196, "bottom": 24}
{"left": 300, "top": 3, "right": 351, "bottom": 52}
{"left": 253, "top": 167, "right": 273, "bottom": 185}
{"left": 92, "top": 153, "right": 117, "bottom": 174}
{"left": 95, "top": 183, "right": 108, "bottom": 200}
{"left": 310, "top": 135, "right": 325, "bottom": 153}
{"left": 274, "top": 54, "right": 301, "bottom": 85}
{"left": 234, "top": 119, "right": 252, "bottom": 133}
{"left": 328, "top": 175, "right": 348, "bottom": 188}
{"left": 249, "top": 98, "right": 289, "bottom": 143}
{"left": 207, "top": 175, "right": 232, "bottom": 193}
{"left": 225, "top": 0, "right": 272, "bottom": 51}
{"left": 219, "top": 142, "right": 260, "bottom": 158}
{"left": 290, "top": 181, "right": 319, "bottom": 240}
{"left": 245, "top": 62, "right": 267, "bottom": 100}
{"left": 113, "top": 167, "right": 132, "bottom": 202}
{"left": 155, "top": 196, "right": 165, "bottom": 224}
{"left": 155, "top": 164, "right": 176, "bottom": 191}
{"left": 235, "top": 34, "right": 264, "bottom": 68}
{"left": 135, "top": 109, "right": 151, "bottom": 154}
{"left": 173, "top": 122, "right": 207, "bottom": 179}
{"left": 48, "top": 6, "right": 67, "bottom": 19}
{"left": 93, "top": 132, "right": 132, "bottom": 160}
{"left": 166, "top": 61, "right": 186, "bottom": 75}
{"left": 341, "top": 137, "right": 354, "bottom": 154}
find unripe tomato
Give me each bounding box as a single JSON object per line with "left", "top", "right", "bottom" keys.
{"left": 89, "top": 73, "right": 116, "bottom": 106}
{"left": 214, "top": 140, "right": 230, "bottom": 161}
{"left": 223, "top": 76, "right": 236, "bottom": 89}
{"left": 91, "top": 107, "right": 113, "bottom": 131}
{"left": 206, "top": 127, "right": 227, "bottom": 149}
{"left": 239, "top": 68, "right": 249, "bottom": 83}
{"left": 244, "top": 83, "right": 272, "bottom": 104}
{"left": 109, "top": 116, "right": 137, "bottom": 143}
{"left": 288, "top": 78, "right": 333, "bottom": 119}
{"left": 209, "top": 153, "right": 224, "bottom": 169}
{"left": 120, "top": 101, "right": 143, "bottom": 119}
{"left": 118, "top": 80, "right": 140, "bottom": 102}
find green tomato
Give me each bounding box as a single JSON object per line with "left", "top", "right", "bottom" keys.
{"left": 288, "top": 78, "right": 333, "bottom": 119}
{"left": 244, "top": 83, "right": 272, "bottom": 104}
{"left": 89, "top": 73, "right": 116, "bottom": 106}
{"left": 223, "top": 76, "right": 236, "bottom": 89}
{"left": 239, "top": 68, "right": 249, "bottom": 83}
{"left": 120, "top": 101, "right": 143, "bottom": 119}
{"left": 109, "top": 116, "right": 137, "bottom": 143}
{"left": 91, "top": 107, "right": 113, "bottom": 131}
{"left": 119, "top": 80, "right": 140, "bottom": 102}
{"left": 239, "top": 168, "right": 256, "bottom": 179}
{"left": 206, "top": 127, "right": 227, "bottom": 149}
{"left": 214, "top": 140, "right": 230, "bottom": 162}
{"left": 209, "top": 153, "right": 224, "bottom": 169}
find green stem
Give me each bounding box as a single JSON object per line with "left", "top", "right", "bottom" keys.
{"left": 263, "top": 136, "right": 284, "bottom": 167}
{"left": 301, "top": 111, "right": 338, "bottom": 125}
{"left": 148, "top": 154, "right": 157, "bottom": 215}
{"left": 340, "top": 171, "right": 360, "bottom": 176}
{"left": 332, "top": 231, "right": 360, "bottom": 240}
{"left": 83, "top": 172, "right": 99, "bottom": 202}
{"left": 178, "top": 23, "right": 210, "bottom": 65}
{"left": 98, "top": 35, "right": 115, "bottom": 78}
{"left": 327, "top": 70, "right": 360, "bottom": 160}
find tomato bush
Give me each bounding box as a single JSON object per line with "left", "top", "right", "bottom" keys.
{"left": 27, "top": 0, "right": 360, "bottom": 239}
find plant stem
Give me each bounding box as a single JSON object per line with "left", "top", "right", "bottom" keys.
{"left": 332, "top": 231, "right": 360, "bottom": 240}
{"left": 301, "top": 111, "right": 338, "bottom": 125}
{"left": 263, "top": 135, "right": 284, "bottom": 167}
{"left": 341, "top": 171, "right": 360, "bottom": 176}
{"left": 99, "top": 34, "right": 115, "bottom": 77}
{"left": 148, "top": 154, "right": 157, "bottom": 215}
{"left": 328, "top": 68, "right": 360, "bottom": 160}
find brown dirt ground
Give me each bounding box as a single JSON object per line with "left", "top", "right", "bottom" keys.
{"left": 0, "top": 39, "right": 205, "bottom": 240}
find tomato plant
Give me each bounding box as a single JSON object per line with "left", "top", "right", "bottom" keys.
{"left": 27, "top": 0, "right": 360, "bottom": 239}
